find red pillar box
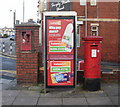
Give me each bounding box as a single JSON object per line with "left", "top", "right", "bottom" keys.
{"left": 83, "top": 36, "right": 103, "bottom": 91}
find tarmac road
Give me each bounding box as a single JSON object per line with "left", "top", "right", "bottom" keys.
{"left": 0, "top": 55, "right": 16, "bottom": 71}
{"left": 0, "top": 37, "right": 16, "bottom": 56}
{"left": 0, "top": 55, "right": 16, "bottom": 90}
{"left": 0, "top": 37, "right": 16, "bottom": 82}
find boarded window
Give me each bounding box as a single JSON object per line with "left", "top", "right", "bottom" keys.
{"left": 90, "top": 0, "right": 97, "bottom": 6}
{"left": 80, "top": 0, "right": 86, "bottom": 6}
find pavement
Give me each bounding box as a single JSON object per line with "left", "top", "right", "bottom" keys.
{"left": 1, "top": 78, "right": 119, "bottom": 106}
{"left": 0, "top": 43, "right": 119, "bottom": 106}
{"left": 0, "top": 58, "right": 119, "bottom": 106}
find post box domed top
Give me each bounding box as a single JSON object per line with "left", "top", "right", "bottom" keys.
{"left": 82, "top": 36, "right": 103, "bottom": 41}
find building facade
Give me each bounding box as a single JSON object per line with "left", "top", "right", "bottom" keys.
{"left": 72, "top": 1, "right": 120, "bottom": 62}
{"left": 0, "top": 27, "right": 15, "bottom": 37}
{"left": 37, "top": 0, "right": 120, "bottom": 62}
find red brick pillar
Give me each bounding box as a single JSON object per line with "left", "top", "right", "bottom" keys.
{"left": 16, "top": 23, "right": 40, "bottom": 84}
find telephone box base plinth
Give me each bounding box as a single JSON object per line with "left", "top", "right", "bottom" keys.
{"left": 84, "top": 78, "right": 101, "bottom": 91}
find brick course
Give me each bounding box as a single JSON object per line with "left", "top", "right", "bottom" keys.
{"left": 16, "top": 24, "right": 40, "bottom": 84}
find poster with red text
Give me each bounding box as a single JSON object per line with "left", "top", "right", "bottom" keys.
{"left": 47, "top": 19, "right": 74, "bottom": 54}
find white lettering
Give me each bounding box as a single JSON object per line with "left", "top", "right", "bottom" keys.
{"left": 49, "top": 30, "right": 59, "bottom": 33}
{"left": 51, "top": 0, "right": 70, "bottom": 11}
{"left": 49, "top": 26, "right": 61, "bottom": 30}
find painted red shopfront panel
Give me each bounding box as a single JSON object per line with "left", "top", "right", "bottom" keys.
{"left": 45, "top": 16, "right": 76, "bottom": 88}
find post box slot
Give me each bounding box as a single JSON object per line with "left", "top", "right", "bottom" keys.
{"left": 90, "top": 45, "right": 98, "bottom": 47}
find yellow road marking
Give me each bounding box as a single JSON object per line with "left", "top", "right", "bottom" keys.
{"left": 0, "top": 70, "right": 16, "bottom": 74}
{"left": 0, "top": 55, "right": 16, "bottom": 60}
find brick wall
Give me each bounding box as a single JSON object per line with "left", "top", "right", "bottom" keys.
{"left": 98, "top": 2, "right": 119, "bottom": 19}
{"left": 72, "top": 2, "right": 120, "bottom": 62}
{"left": 99, "top": 22, "right": 119, "bottom": 62}
{"left": 16, "top": 24, "right": 40, "bottom": 84}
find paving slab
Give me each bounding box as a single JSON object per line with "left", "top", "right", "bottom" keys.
{"left": 62, "top": 92, "right": 84, "bottom": 98}
{"left": 102, "top": 83, "right": 118, "bottom": 90}
{"left": 40, "top": 93, "right": 62, "bottom": 98}
{"left": 84, "top": 91, "right": 107, "bottom": 97}
{"left": 17, "top": 90, "right": 40, "bottom": 98}
{"left": 0, "top": 84, "right": 2, "bottom": 91}
{"left": 28, "top": 86, "right": 41, "bottom": 90}
{"left": 104, "top": 88, "right": 118, "bottom": 96}
{"left": 0, "top": 86, "right": 2, "bottom": 106}
{"left": 63, "top": 98, "right": 87, "bottom": 105}
{"left": 102, "top": 82, "right": 119, "bottom": 87}
{"left": 37, "top": 98, "right": 62, "bottom": 105}
{"left": 0, "top": 94, "right": 2, "bottom": 106}
{"left": 86, "top": 97, "right": 114, "bottom": 105}
{"left": 1, "top": 82, "right": 119, "bottom": 106}
{"left": 0, "top": 91, "right": 2, "bottom": 96}
{"left": 2, "top": 90, "right": 20, "bottom": 97}
{"left": 102, "top": 83, "right": 118, "bottom": 96}
{"left": 2, "top": 96, "right": 16, "bottom": 105}
{"left": 62, "top": 106, "right": 88, "bottom": 107}
{"left": 109, "top": 96, "right": 119, "bottom": 105}
{"left": 12, "top": 97, "right": 38, "bottom": 105}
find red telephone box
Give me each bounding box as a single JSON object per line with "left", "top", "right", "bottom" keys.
{"left": 20, "top": 31, "right": 32, "bottom": 51}
{"left": 83, "top": 36, "right": 103, "bottom": 91}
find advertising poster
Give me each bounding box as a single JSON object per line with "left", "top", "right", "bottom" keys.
{"left": 47, "top": 61, "right": 74, "bottom": 86}
{"left": 44, "top": 13, "right": 76, "bottom": 88}
{"left": 47, "top": 18, "right": 74, "bottom": 54}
